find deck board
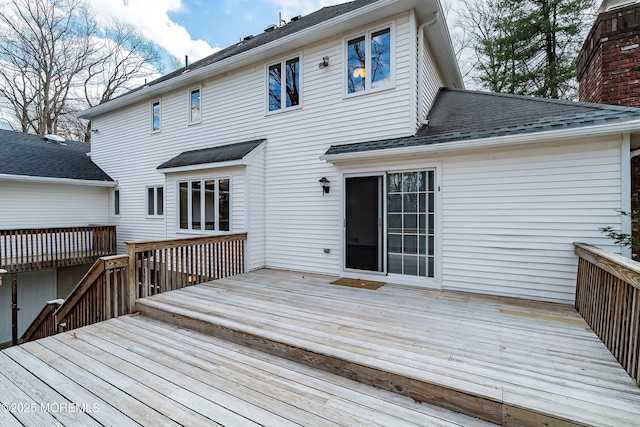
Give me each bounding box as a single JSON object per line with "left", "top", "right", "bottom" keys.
{"left": 0, "top": 296, "right": 493, "bottom": 426}
{"left": 136, "top": 269, "right": 640, "bottom": 427}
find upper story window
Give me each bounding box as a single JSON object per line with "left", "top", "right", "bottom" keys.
{"left": 178, "top": 177, "right": 230, "bottom": 232}
{"left": 189, "top": 87, "right": 201, "bottom": 124}
{"left": 147, "top": 186, "right": 164, "bottom": 217}
{"left": 346, "top": 26, "right": 393, "bottom": 95}
{"left": 268, "top": 56, "right": 301, "bottom": 112}
{"left": 151, "top": 99, "right": 161, "bottom": 132}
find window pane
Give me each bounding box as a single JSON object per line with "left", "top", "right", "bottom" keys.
{"left": 219, "top": 178, "right": 230, "bottom": 231}
{"left": 388, "top": 173, "right": 402, "bottom": 193}
{"left": 388, "top": 194, "right": 402, "bottom": 213}
{"left": 268, "top": 64, "right": 282, "bottom": 111}
{"left": 179, "top": 183, "right": 188, "bottom": 229}
{"left": 404, "top": 236, "right": 417, "bottom": 254}
{"left": 388, "top": 213, "right": 402, "bottom": 232}
{"left": 403, "top": 172, "right": 418, "bottom": 192}
{"left": 347, "top": 36, "right": 366, "bottom": 93}
{"left": 147, "top": 188, "right": 155, "bottom": 215}
{"left": 404, "top": 214, "right": 417, "bottom": 232}
{"left": 371, "top": 28, "right": 391, "bottom": 89}
{"left": 388, "top": 234, "right": 402, "bottom": 253}
{"left": 152, "top": 101, "right": 160, "bottom": 131}
{"left": 403, "top": 255, "right": 418, "bottom": 275}
{"left": 191, "top": 181, "right": 201, "bottom": 230}
{"left": 157, "top": 187, "right": 163, "bottom": 215}
{"left": 403, "top": 194, "right": 417, "bottom": 213}
{"left": 114, "top": 190, "right": 120, "bottom": 215}
{"left": 285, "top": 58, "right": 300, "bottom": 108}
{"left": 205, "top": 180, "right": 215, "bottom": 231}
{"left": 388, "top": 254, "right": 402, "bottom": 274}
{"left": 190, "top": 89, "right": 201, "bottom": 123}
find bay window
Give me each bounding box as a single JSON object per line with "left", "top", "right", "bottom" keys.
{"left": 179, "top": 177, "right": 230, "bottom": 232}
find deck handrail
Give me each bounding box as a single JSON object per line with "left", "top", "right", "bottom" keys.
{"left": 126, "top": 233, "right": 247, "bottom": 312}
{"left": 574, "top": 242, "right": 640, "bottom": 386}
{"left": 20, "top": 254, "right": 129, "bottom": 343}
{"left": 20, "top": 299, "right": 63, "bottom": 342}
{"left": 0, "top": 225, "right": 117, "bottom": 273}
{"left": 20, "top": 233, "right": 247, "bottom": 342}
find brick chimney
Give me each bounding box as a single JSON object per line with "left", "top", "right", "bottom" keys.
{"left": 577, "top": 1, "right": 640, "bottom": 107}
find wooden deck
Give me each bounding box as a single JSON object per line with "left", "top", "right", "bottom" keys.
{"left": 0, "top": 316, "right": 491, "bottom": 426}
{"left": 1, "top": 268, "right": 639, "bottom": 426}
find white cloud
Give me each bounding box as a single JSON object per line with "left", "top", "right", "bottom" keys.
{"left": 264, "top": 0, "right": 345, "bottom": 20}
{"left": 86, "top": 0, "right": 219, "bottom": 62}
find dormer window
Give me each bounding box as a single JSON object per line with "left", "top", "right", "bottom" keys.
{"left": 346, "top": 26, "right": 393, "bottom": 95}
{"left": 267, "top": 56, "right": 301, "bottom": 112}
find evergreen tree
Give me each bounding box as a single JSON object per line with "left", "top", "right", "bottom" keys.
{"left": 461, "top": 0, "right": 595, "bottom": 99}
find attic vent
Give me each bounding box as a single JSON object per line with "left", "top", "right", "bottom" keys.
{"left": 264, "top": 24, "right": 277, "bottom": 32}
{"left": 44, "top": 134, "right": 66, "bottom": 145}
{"left": 243, "top": 35, "right": 254, "bottom": 41}
{"left": 290, "top": 15, "right": 302, "bottom": 22}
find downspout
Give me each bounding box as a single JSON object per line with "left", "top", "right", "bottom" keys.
{"left": 417, "top": 11, "right": 439, "bottom": 126}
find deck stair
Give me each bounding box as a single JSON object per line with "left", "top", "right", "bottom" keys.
{"left": 135, "top": 269, "right": 640, "bottom": 427}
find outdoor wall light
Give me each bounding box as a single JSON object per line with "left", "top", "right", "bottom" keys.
{"left": 319, "top": 177, "right": 330, "bottom": 194}
{"left": 318, "top": 56, "right": 329, "bottom": 69}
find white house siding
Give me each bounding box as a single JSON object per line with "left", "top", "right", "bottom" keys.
{"left": 421, "top": 34, "right": 444, "bottom": 121}
{"left": 441, "top": 137, "right": 623, "bottom": 304}
{"left": 247, "top": 146, "right": 266, "bottom": 271}
{"left": 0, "top": 181, "right": 109, "bottom": 229}
{"left": 91, "top": 12, "right": 424, "bottom": 275}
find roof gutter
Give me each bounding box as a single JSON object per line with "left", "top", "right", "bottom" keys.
{"left": 78, "top": 0, "right": 403, "bottom": 120}
{"left": 320, "top": 119, "right": 640, "bottom": 163}
{"left": 157, "top": 158, "right": 251, "bottom": 174}
{"left": 0, "top": 174, "right": 116, "bottom": 187}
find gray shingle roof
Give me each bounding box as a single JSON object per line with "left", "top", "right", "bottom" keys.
{"left": 115, "top": 0, "right": 378, "bottom": 101}
{"left": 324, "top": 88, "right": 640, "bottom": 156}
{"left": 157, "top": 139, "right": 266, "bottom": 170}
{"left": 0, "top": 130, "right": 113, "bottom": 182}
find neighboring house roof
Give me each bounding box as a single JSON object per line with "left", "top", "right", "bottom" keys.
{"left": 0, "top": 129, "right": 114, "bottom": 183}
{"left": 157, "top": 139, "right": 266, "bottom": 170}
{"left": 78, "top": 0, "right": 462, "bottom": 119}
{"left": 323, "top": 88, "right": 640, "bottom": 156}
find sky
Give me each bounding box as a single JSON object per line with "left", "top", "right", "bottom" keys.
{"left": 85, "top": 0, "right": 350, "bottom": 70}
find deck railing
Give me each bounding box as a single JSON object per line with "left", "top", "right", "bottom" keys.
{"left": 0, "top": 226, "right": 117, "bottom": 273}
{"left": 126, "top": 233, "right": 247, "bottom": 311}
{"left": 574, "top": 242, "right": 640, "bottom": 386}
{"left": 21, "top": 233, "right": 247, "bottom": 342}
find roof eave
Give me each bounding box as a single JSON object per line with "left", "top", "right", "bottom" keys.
{"left": 320, "top": 120, "right": 640, "bottom": 163}
{"left": 0, "top": 174, "right": 116, "bottom": 187}
{"left": 79, "top": 0, "right": 449, "bottom": 119}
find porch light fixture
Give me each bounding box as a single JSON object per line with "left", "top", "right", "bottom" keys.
{"left": 319, "top": 177, "right": 330, "bottom": 195}
{"left": 318, "top": 56, "right": 329, "bottom": 69}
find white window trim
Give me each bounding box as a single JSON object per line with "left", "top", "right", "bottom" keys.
{"left": 151, "top": 99, "right": 161, "bottom": 133}
{"left": 112, "top": 188, "right": 120, "bottom": 217}
{"left": 176, "top": 176, "right": 232, "bottom": 234}
{"left": 265, "top": 53, "right": 303, "bottom": 115}
{"left": 146, "top": 185, "right": 164, "bottom": 218}
{"left": 343, "top": 22, "right": 396, "bottom": 98}
{"left": 188, "top": 86, "right": 202, "bottom": 125}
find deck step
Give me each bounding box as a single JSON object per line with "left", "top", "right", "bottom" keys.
{"left": 134, "top": 275, "right": 622, "bottom": 427}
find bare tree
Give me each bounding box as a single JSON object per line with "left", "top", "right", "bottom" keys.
{"left": 76, "top": 20, "right": 161, "bottom": 140}
{"left": 0, "top": 0, "right": 97, "bottom": 136}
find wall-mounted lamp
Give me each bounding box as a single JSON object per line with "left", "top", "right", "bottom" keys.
{"left": 91, "top": 129, "right": 99, "bottom": 134}
{"left": 318, "top": 56, "right": 329, "bottom": 69}
{"left": 319, "top": 177, "right": 330, "bottom": 195}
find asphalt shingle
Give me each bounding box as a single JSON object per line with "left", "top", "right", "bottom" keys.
{"left": 324, "top": 88, "right": 640, "bottom": 155}
{"left": 0, "top": 129, "right": 113, "bottom": 182}
{"left": 157, "top": 139, "right": 265, "bottom": 170}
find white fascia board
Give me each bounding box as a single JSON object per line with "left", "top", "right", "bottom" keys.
{"left": 78, "top": 0, "right": 438, "bottom": 119}
{"left": 320, "top": 120, "right": 640, "bottom": 163}
{"left": 157, "top": 159, "right": 249, "bottom": 174}
{"left": 0, "top": 174, "right": 117, "bottom": 187}
{"left": 423, "top": 7, "right": 464, "bottom": 89}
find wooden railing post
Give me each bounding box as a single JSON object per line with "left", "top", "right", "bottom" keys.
{"left": 126, "top": 242, "right": 137, "bottom": 313}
